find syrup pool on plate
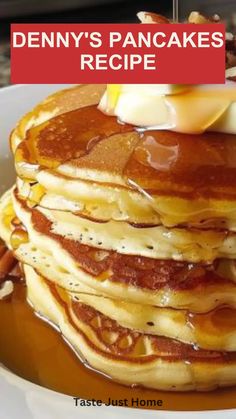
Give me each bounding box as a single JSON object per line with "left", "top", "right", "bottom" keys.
{"left": 0, "top": 279, "right": 236, "bottom": 411}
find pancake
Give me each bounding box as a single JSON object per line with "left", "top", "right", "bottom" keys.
{"left": 11, "top": 84, "right": 236, "bottom": 230}
{"left": 24, "top": 263, "right": 236, "bottom": 391}
{"left": 2, "top": 189, "right": 236, "bottom": 313}
{"left": 3, "top": 192, "right": 236, "bottom": 352}
{"left": 10, "top": 84, "right": 106, "bottom": 152}
{"left": 12, "top": 188, "right": 236, "bottom": 263}
{"left": 71, "top": 292, "right": 236, "bottom": 352}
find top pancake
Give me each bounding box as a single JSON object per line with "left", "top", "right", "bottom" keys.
{"left": 11, "top": 84, "right": 236, "bottom": 229}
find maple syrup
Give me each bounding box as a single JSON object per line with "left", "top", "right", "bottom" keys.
{"left": 187, "top": 307, "right": 236, "bottom": 350}
{"left": 15, "top": 105, "right": 132, "bottom": 175}
{"left": 15, "top": 104, "right": 236, "bottom": 206}
{"left": 125, "top": 129, "right": 236, "bottom": 199}
{"left": 0, "top": 281, "right": 235, "bottom": 411}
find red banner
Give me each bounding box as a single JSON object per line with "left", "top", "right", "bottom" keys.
{"left": 11, "top": 23, "right": 225, "bottom": 84}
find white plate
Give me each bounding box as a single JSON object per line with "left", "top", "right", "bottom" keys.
{"left": 0, "top": 84, "right": 235, "bottom": 419}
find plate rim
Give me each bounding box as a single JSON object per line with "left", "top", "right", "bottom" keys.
{"left": 0, "top": 83, "right": 236, "bottom": 417}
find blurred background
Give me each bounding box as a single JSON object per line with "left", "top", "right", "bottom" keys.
{"left": 0, "top": 0, "right": 235, "bottom": 87}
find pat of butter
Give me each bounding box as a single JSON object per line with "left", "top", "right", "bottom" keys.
{"left": 98, "top": 77, "right": 236, "bottom": 134}
{"left": 106, "top": 84, "right": 122, "bottom": 112}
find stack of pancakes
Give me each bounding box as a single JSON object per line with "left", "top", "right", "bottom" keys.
{"left": 1, "top": 84, "right": 236, "bottom": 391}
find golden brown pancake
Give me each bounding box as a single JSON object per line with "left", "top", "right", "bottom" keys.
{"left": 2, "top": 188, "right": 236, "bottom": 313}
{"left": 24, "top": 264, "right": 236, "bottom": 391}
{"left": 13, "top": 98, "right": 236, "bottom": 200}
{"left": 10, "top": 84, "right": 236, "bottom": 229}
{"left": 12, "top": 188, "right": 236, "bottom": 263}
{"left": 71, "top": 291, "right": 236, "bottom": 352}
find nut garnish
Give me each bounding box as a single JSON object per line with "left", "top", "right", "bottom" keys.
{"left": 226, "top": 66, "right": 236, "bottom": 81}
{"left": 188, "top": 11, "right": 210, "bottom": 24}
{"left": 137, "top": 11, "right": 170, "bottom": 24}
{"left": 188, "top": 11, "right": 220, "bottom": 24}
{"left": 0, "top": 281, "right": 14, "bottom": 300}
{"left": 0, "top": 243, "right": 21, "bottom": 299}
{"left": 0, "top": 242, "right": 20, "bottom": 281}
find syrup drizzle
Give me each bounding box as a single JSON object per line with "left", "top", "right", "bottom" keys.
{"left": 15, "top": 105, "right": 236, "bottom": 206}
{"left": 173, "top": 0, "right": 179, "bottom": 23}
{"left": 187, "top": 307, "right": 236, "bottom": 350}
{"left": 15, "top": 106, "right": 133, "bottom": 172}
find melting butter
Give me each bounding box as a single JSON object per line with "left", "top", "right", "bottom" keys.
{"left": 99, "top": 81, "right": 236, "bottom": 134}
